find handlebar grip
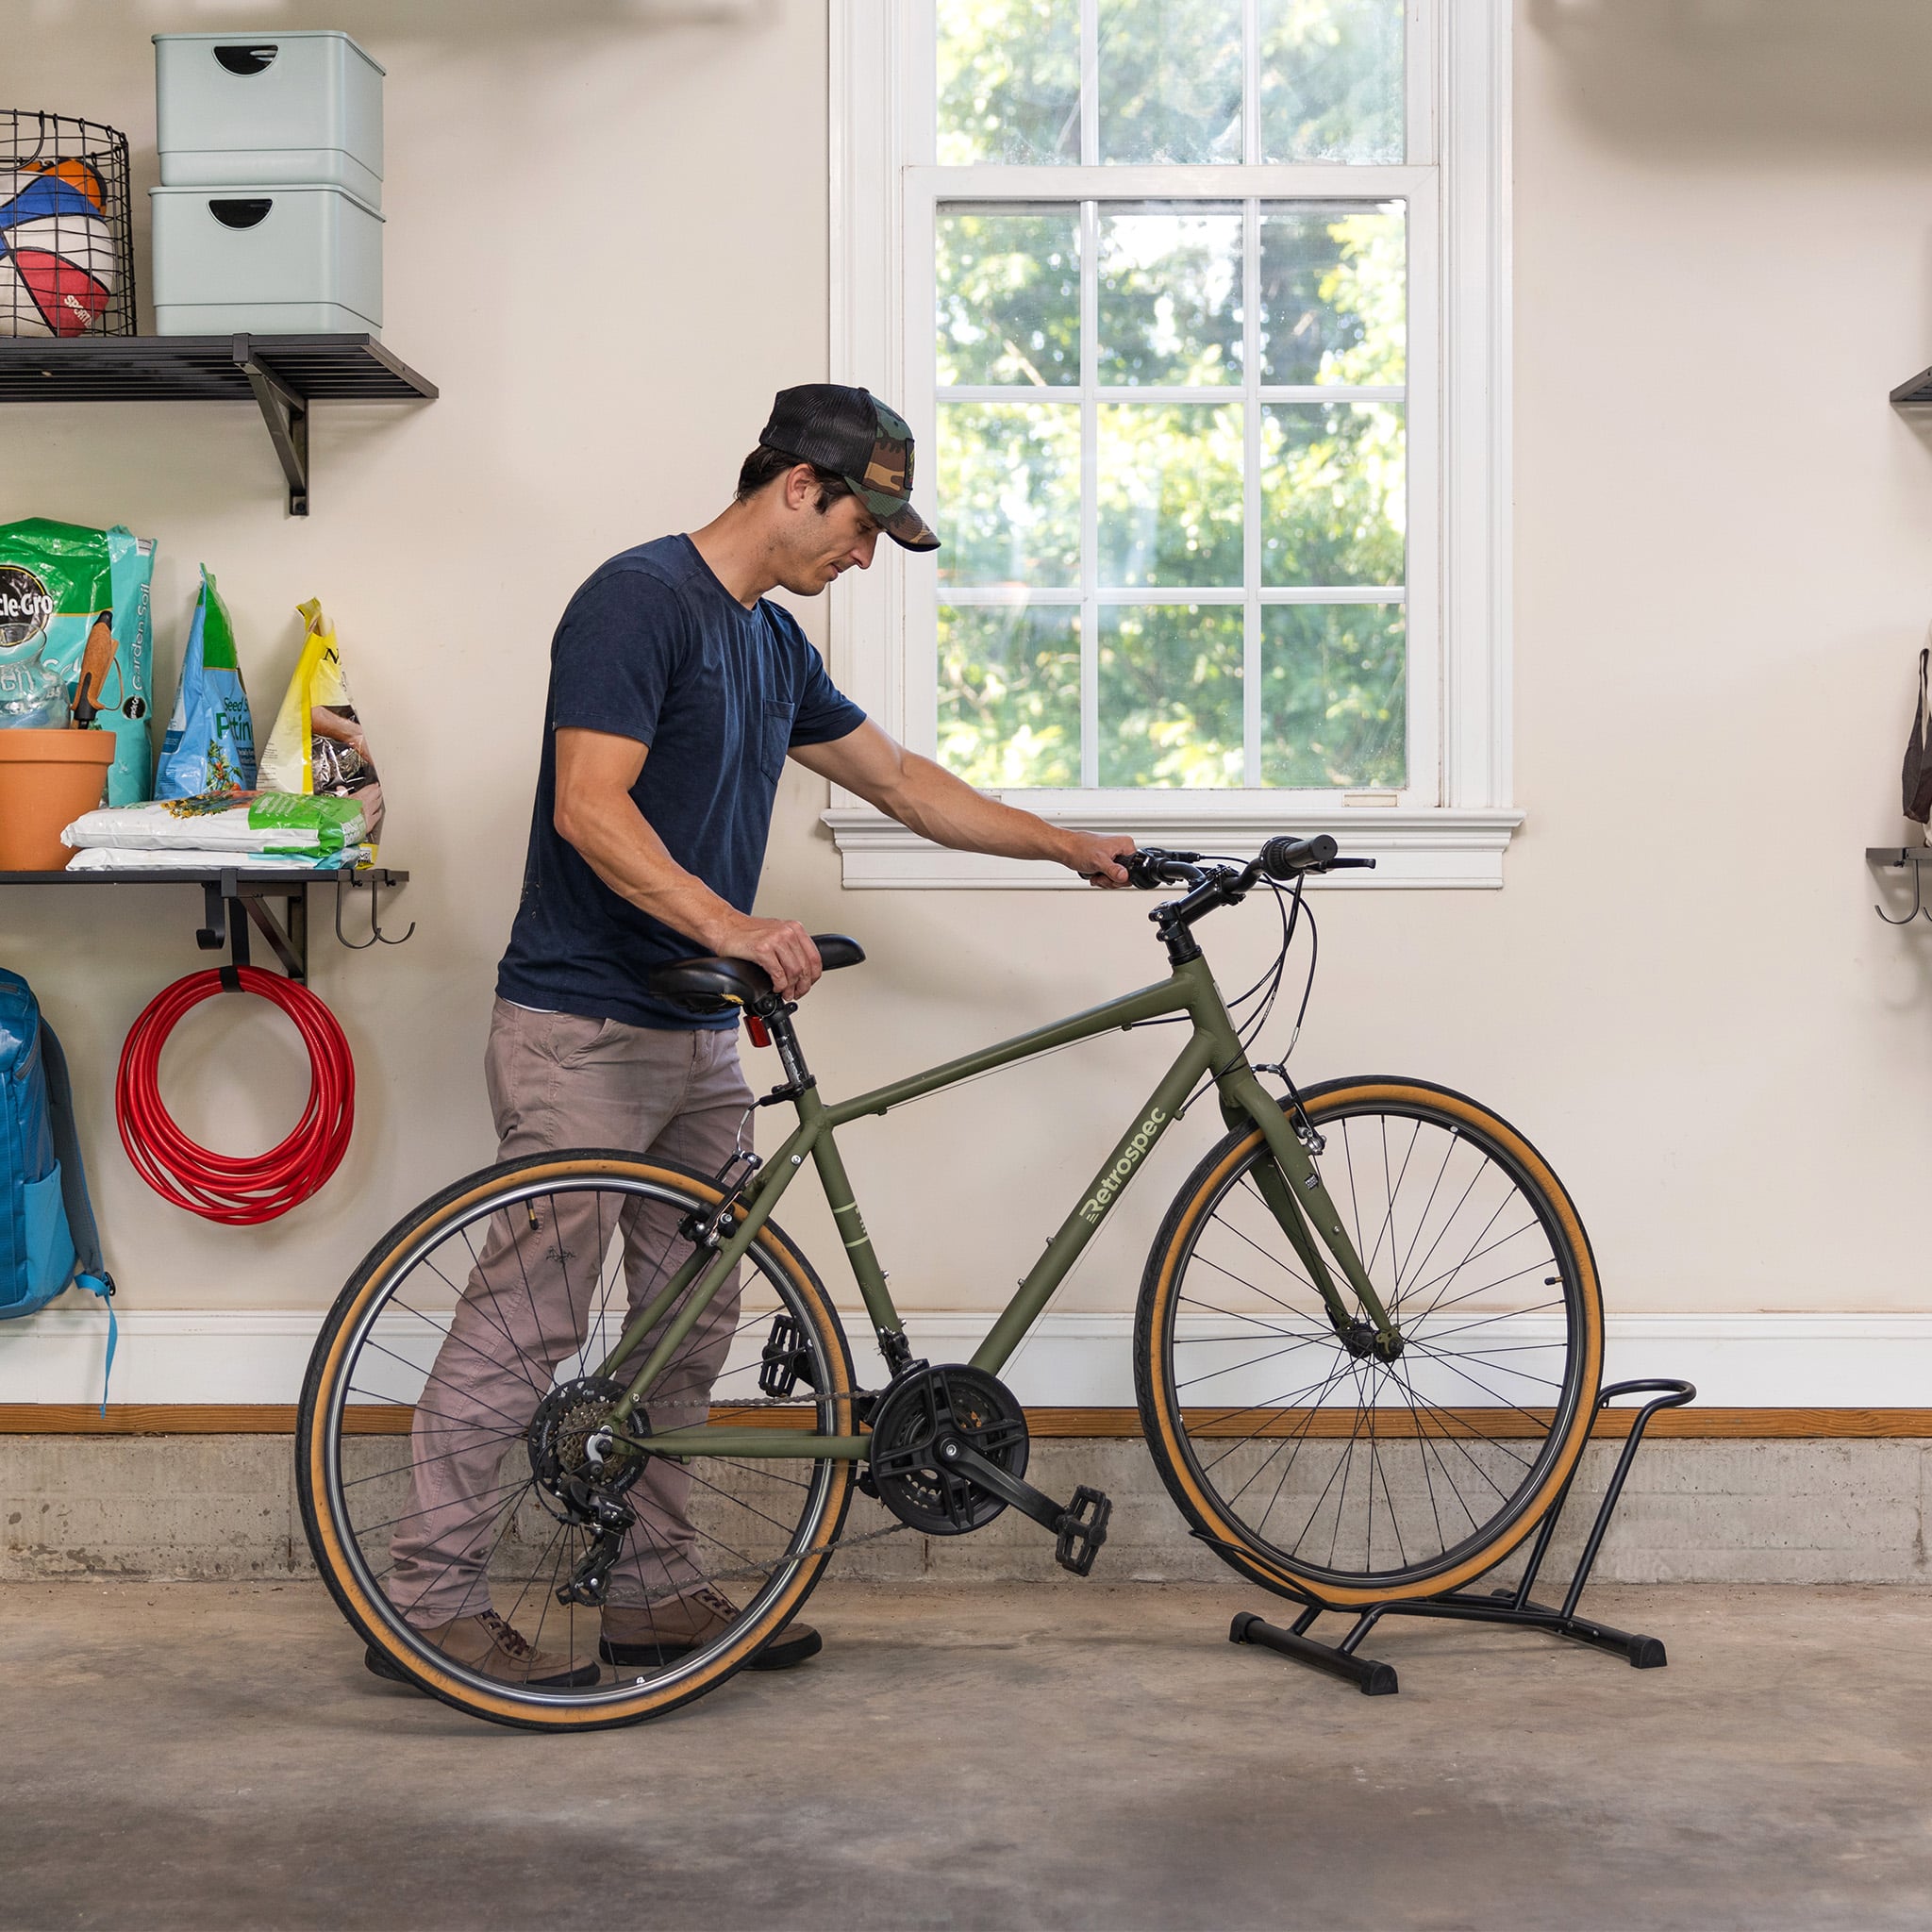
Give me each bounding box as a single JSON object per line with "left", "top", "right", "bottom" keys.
{"left": 1258, "top": 833, "right": 1338, "bottom": 878}
{"left": 1123, "top": 848, "right": 1202, "bottom": 890}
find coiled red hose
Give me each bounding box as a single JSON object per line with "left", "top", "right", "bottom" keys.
{"left": 116, "top": 966, "right": 356, "bottom": 1224}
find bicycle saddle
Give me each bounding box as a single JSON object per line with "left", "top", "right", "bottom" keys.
{"left": 647, "top": 934, "right": 865, "bottom": 1010}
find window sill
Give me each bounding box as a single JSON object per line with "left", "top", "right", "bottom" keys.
{"left": 823, "top": 802, "right": 1525, "bottom": 889}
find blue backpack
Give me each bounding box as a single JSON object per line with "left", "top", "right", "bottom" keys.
{"left": 0, "top": 969, "right": 115, "bottom": 1407}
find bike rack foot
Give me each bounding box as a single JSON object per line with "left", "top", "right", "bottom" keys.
{"left": 1230, "top": 1610, "right": 1399, "bottom": 1696}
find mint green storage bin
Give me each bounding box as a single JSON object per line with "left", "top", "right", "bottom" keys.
{"left": 154, "top": 31, "right": 384, "bottom": 208}
{"left": 149, "top": 184, "right": 382, "bottom": 336}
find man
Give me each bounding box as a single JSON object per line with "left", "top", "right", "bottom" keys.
{"left": 381, "top": 385, "right": 1135, "bottom": 1688}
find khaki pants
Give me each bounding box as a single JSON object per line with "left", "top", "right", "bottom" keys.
{"left": 388, "top": 998, "right": 753, "bottom": 1627}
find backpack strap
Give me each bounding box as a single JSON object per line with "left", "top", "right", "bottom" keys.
{"left": 38, "top": 1021, "right": 116, "bottom": 1413}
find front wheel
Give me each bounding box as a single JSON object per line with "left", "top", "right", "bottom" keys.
{"left": 1135, "top": 1078, "right": 1603, "bottom": 1605}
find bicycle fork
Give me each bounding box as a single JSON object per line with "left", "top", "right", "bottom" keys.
{"left": 1217, "top": 1069, "right": 1402, "bottom": 1359}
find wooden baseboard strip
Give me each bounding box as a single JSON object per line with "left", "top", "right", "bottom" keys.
{"left": 3, "top": 1404, "right": 1932, "bottom": 1439}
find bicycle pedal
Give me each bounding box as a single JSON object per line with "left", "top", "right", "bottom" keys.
{"left": 1054, "top": 1487, "right": 1111, "bottom": 1577}
{"left": 758, "top": 1313, "right": 818, "bottom": 1399}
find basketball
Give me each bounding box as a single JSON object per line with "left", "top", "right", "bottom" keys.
{"left": 0, "top": 159, "right": 117, "bottom": 337}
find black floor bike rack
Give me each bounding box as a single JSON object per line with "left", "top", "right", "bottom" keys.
{"left": 1228, "top": 1377, "right": 1696, "bottom": 1696}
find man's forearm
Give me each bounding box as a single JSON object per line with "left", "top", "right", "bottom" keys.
{"left": 556, "top": 791, "right": 739, "bottom": 949}
{"left": 872, "top": 751, "right": 1079, "bottom": 864}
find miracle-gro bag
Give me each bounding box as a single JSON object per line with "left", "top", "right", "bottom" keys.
{"left": 0, "top": 517, "right": 155, "bottom": 804}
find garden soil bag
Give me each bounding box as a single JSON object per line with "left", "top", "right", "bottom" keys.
{"left": 155, "top": 567, "right": 256, "bottom": 800}
{"left": 0, "top": 517, "right": 155, "bottom": 803}
{"left": 258, "top": 596, "right": 383, "bottom": 845}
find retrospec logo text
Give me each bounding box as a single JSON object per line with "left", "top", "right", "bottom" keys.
{"left": 1080, "top": 1106, "right": 1168, "bottom": 1224}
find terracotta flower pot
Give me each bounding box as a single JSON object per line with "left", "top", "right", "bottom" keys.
{"left": 0, "top": 729, "right": 117, "bottom": 871}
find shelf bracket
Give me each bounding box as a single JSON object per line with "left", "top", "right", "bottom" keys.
{"left": 233, "top": 334, "right": 310, "bottom": 517}
{"left": 195, "top": 870, "right": 308, "bottom": 982}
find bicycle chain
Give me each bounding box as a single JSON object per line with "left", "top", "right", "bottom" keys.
{"left": 627, "top": 1511, "right": 915, "bottom": 1605}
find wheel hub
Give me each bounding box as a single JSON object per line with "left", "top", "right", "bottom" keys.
{"left": 1341, "top": 1316, "right": 1403, "bottom": 1362}
{"left": 526, "top": 1375, "right": 646, "bottom": 1525}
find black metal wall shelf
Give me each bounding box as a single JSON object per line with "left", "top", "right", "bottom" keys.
{"left": 1867, "top": 845, "right": 1930, "bottom": 924}
{"left": 0, "top": 333, "right": 436, "bottom": 517}
{"left": 0, "top": 866, "right": 410, "bottom": 982}
{"left": 1892, "top": 369, "right": 1932, "bottom": 408}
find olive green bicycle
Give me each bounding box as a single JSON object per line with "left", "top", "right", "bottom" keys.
{"left": 298, "top": 835, "right": 1602, "bottom": 1730}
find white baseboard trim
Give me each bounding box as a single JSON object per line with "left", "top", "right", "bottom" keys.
{"left": 6, "top": 1307, "right": 1932, "bottom": 1412}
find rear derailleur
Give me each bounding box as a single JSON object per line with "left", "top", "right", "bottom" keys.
{"left": 864, "top": 1362, "right": 1112, "bottom": 1577}
{"left": 525, "top": 1375, "right": 650, "bottom": 1607}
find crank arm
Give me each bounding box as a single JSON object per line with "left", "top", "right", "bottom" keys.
{"left": 939, "top": 1437, "right": 1073, "bottom": 1535}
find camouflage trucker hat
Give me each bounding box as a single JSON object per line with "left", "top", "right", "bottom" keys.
{"left": 758, "top": 384, "right": 941, "bottom": 552}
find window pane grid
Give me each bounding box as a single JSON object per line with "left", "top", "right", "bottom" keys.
{"left": 1241, "top": 188, "right": 1261, "bottom": 782}
{"left": 937, "top": 1, "right": 1405, "bottom": 169}
{"left": 1078, "top": 195, "right": 1101, "bottom": 783}
{"left": 932, "top": 8, "right": 1410, "bottom": 792}
{"left": 939, "top": 384, "right": 1405, "bottom": 402}
{"left": 938, "top": 191, "right": 1405, "bottom": 791}
{"left": 942, "top": 586, "right": 1407, "bottom": 605}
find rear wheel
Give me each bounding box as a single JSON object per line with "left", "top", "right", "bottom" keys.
{"left": 296, "top": 1152, "right": 855, "bottom": 1730}
{"left": 1136, "top": 1078, "right": 1603, "bottom": 1605}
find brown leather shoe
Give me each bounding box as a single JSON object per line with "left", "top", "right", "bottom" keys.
{"left": 600, "top": 1584, "right": 822, "bottom": 1671}
{"left": 365, "top": 1608, "right": 601, "bottom": 1690}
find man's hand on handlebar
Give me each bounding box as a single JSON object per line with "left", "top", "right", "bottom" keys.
{"left": 1122, "top": 839, "right": 1378, "bottom": 893}
{"left": 1062, "top": 829, "right": 1138, "bottom": 889}
{"left": 708, "top": 912, "right": 824, "bottom": 1002}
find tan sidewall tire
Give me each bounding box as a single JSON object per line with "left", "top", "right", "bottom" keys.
{"left": 298, "top": 1155, "right": 855, "bottom": 1730}
{"left": 1137, "top": 1081, "right": 1603, "bottom": 1607}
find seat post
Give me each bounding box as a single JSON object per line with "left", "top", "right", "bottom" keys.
{"left": 757, "top": 1000, "right": 814, "bottom": 1093}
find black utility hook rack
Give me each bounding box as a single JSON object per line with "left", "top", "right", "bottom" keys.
{"left": 1228, "top": 1378, "right": 1696, "bottom": 1697}
{"left": 0, "top": 865, "right": 410, "bottom": 982}
{"left": 1868, "top": 846, "right": 1932, "bottom": 924}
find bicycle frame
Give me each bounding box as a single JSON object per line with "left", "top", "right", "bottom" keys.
{"left": 599, "top": 949, "right": 1397, "bottom": 1461}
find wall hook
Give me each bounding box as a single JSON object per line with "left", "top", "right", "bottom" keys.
{"left": 335, "top": 874, "right": 415, "bottom": 951}
{"left": 1875, "top": 857, "right": 1926, "bottom": 924}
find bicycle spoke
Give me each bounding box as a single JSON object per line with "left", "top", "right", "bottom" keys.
{"left": 1176, "top": 1294, "right": 1330, "bottom": 1345}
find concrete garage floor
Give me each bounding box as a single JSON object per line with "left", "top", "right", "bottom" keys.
{"left": 3, "top": 1581, "right": 1929, "bottom": 1931}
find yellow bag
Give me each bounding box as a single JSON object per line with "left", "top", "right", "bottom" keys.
{"left": 258, "top": 597, "right": 383, "bottom": 846}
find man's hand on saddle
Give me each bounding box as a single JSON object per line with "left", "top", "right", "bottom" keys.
{"left": 1062, "top": 830, "right": 1138, "bottom": 889}
{"left": 711, "top": 911, "right": 824, "bottom": 1002}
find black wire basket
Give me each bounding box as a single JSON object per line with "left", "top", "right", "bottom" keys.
{"left": 1, "top": 110, "right": 137, "bottom": 338}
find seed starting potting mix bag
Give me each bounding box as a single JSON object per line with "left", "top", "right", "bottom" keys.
{"left": 258, "top": 597, "right": 382, "bottom": 847}
{"left": 155, "top": 567, "right": 256, "bottom": 800}
{"left": 63, "top": 792, "right": 369, "bottom": 856}
{"left": 0, "top": 517, "right": 155, "bottom": 804}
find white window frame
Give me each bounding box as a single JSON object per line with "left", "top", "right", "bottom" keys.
{"left": 825, "top": 0, "right": 1518, "bottom": 888}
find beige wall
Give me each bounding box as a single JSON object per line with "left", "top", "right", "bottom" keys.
{"left": 6, "top": 0, "right": 1931, "bottom": 1348}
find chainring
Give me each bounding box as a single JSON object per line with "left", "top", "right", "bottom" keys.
{"left": 867, "top": 1364, "right": 1030, "bottom": 1535}
{"left": 526, "top": 1375, "right": 646, "bottom": 1525}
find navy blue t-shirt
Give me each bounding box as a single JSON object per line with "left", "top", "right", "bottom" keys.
{"left": 496, "top": 534, "right": 867, "bottom": 1029}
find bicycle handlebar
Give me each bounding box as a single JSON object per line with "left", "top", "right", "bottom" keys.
{"left": 1121, "top": 840, "right": 1376, "bottom": 892}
